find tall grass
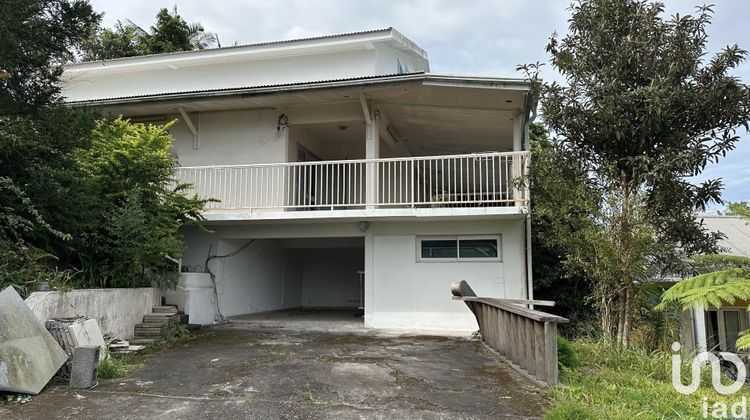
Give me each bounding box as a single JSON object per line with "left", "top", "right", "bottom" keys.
{"left": 546, "top": 340, "right": 750, "bottom": 419}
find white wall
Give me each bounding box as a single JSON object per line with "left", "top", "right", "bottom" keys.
{"left": 179, "top": 217, "right": 527, "bottom": 330}
{"left": 62, "top": 49, "right": 377, "bottom": 102}
{"left": 210, "top": 239, "right": 302, "bottom": 317}
{"left": 365, "top": 219, "right": 526, "bottom": 331}
{"left": 300, "top": 247, "right": 363, "bottom": 307}
{"left": 170, "top": 108, "right": 286, "bottom": 167}
{"left": 25, "top": 288, "right": 161, "bottom": 339}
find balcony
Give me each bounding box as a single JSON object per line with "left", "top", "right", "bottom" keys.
{"left": 176, "top": 151, "right": 529, "bottom": 219}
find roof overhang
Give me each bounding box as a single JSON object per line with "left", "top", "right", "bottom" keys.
{"left": 65, "top": 73, "right": 531, "bottom": 110}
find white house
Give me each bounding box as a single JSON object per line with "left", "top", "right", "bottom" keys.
{"left": 681, "top": 215, "right": 750, "bottom": 354}
{"left": 62, "top": 28, "right": 535, "bottom": 331}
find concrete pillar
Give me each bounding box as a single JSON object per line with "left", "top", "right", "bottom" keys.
{"left": 512, "top": 111, "right": 523, "bottom": 152}
{"left": 365, "top": 106, "right": 380, "bottom": 208}
{"left": 693, "top": 305, "right": 707, "bottom": 352}
{"left": 511, "top": 111, "right": 523, "bottom": 204}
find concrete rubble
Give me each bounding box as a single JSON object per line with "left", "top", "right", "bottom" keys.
{"left": 0, "top": 286, "right": 68, "bottom": 395}
{"left": 69, "top": 346, "right": 100, "bottom": 389}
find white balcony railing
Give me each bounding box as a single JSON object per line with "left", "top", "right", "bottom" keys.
{"left": 176, "top": 151, "right": 529, "bottom": 212}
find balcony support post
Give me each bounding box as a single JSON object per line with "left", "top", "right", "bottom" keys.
{"left": 361, "top": 95, "right": 380, "bottom": 208}
{"left": 512, "top": 112, "right": 524, "bottom": 205}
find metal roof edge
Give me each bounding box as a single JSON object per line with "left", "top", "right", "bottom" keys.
{"left": 66, "top": 27, "right": 410, "bottom": 71}
{"left": 64, "top": 72, "right": 530, "bottom": 106}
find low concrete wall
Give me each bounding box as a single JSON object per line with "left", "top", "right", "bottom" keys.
{"left": 25, "top": 288, "right": 160, "bottom": 340}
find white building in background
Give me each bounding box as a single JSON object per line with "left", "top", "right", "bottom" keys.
{"left": 680, "top": 215, "right": 750, "bottom": 354}
{"left": 62, "top": 28, "right": 535, "bottom": 331}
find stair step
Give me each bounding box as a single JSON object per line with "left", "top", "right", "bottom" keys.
{"left": 152, "top": 306, "right": 179, "bottom": 314}
{"left": 129, "top": 338, "right": 157, "bottom": 345}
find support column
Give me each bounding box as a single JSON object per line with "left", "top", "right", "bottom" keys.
{"left": 511, "top": 111, "right": 523, "bottom": 205}
{"left": 693, "top": 305, "right": 707, "bottom": 353}
{"left": 361, "top": 96, "right": 380, "bottom": 208}
{"left": 512, "top": 110, "right": 523, "bottom": 152}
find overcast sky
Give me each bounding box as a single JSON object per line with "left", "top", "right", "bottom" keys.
{"left": 88, "top": 0, "right": 750, "bottom": 211}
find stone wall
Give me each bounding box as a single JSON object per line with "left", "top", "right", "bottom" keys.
{"left": 25, "top": 288, "right": 160, "bottom": 340}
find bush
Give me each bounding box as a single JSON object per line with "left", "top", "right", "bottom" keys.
{"left": 557, "top": 336, "right": 579, "bottom": 370}
{"left": 97, "top": 355, "right": 129, "bottom": 379}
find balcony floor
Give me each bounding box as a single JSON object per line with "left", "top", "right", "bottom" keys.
{"left": 201, "top": 205, "right": 528, "bottom": 223}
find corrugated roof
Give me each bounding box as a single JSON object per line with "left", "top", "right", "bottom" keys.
{"left": 63, "top": 72, "right": 530, "bottom": 105}
{"left": 701, "top": 215, "right": 750, "bottom": 256}
{"left": 70, "top": 27, "right": 397, "bottom": 66}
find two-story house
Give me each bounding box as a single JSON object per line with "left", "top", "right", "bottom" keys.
{"left": 62, "top": 28, "right": 535, "bottom": 331}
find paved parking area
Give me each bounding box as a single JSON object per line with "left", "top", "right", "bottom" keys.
{"left": 2, "top": 323, "right": 547, "bottom": 419}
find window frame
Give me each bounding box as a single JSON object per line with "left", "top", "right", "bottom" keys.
{"left": 416, "top": 235, "right": 502, "bottom": 262}
{"left": 704, "top": 308, "right": 749, "bottom": 353}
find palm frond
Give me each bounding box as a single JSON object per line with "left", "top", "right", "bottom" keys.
{"left": 187, "top": 22, "right": 217, "bottom": 50}
{"left": 122, "top": 19, "right": 149, "bottom": 37}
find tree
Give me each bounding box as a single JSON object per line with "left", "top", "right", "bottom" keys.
{"left": 725, "top": 201, "right": 750, "bottom": 218}
{"left": 0, "top": 0, "right": 101, "bottom": 295}
{"left": 0, "top": 0, "right": 100, "bottom": 114}
{"left": 80, "top": 6, "right": 218, "bottom": 61}
{"left": 72, "top": 117, "right": 209, "bottom": 288}
{"left": 522, "top": 1, "right": 750, "bottom": 346}
{"left": 528, "top": 123, "right": 599, "bottom": 334}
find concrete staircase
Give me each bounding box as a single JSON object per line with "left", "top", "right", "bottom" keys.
{"left": 130, "top": 306, "right": 181, "bottom": 345}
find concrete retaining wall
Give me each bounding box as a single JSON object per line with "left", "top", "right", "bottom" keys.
{"left": 25, "top": 288, "right": 160, "bottom": 340}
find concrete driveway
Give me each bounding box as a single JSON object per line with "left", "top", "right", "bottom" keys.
{"left": 2, "top": 324, "right": 548, "bottom": 419}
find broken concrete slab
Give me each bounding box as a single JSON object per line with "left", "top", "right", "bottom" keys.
{"left": 0, "top": 286, "right": 68, "bottom": 395}
{"left": 68, "top": 319, "right": 106, "bottom": 359}
{"left": 70, "top": 346, "right": 99, "bottom": 389}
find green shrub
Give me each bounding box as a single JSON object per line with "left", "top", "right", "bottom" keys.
{"left": 98, "top": 355, "right": 129, "bottom": 379}
{"left": 557, "top": 336, "right": 579, "bottom": 369}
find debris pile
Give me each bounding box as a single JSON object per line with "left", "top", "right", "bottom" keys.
{"left": 132, "top": 305, "right": 180, "bottom": 345}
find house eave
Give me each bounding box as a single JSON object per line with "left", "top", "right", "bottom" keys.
{"left": 64, "top": 73, "right": 532, "bottom": 107}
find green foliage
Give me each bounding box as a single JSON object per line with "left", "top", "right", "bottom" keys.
{"left": 521, "top": 0, "right": 749, "bottom": 345}
{"left": 0, "top": 0, "right": 100, "bottom": 114}
{"left": 81, "top": 22, "right": 144, "bottom": 60}
{"left": 660, "top": 269, "right": 750, "bottom": 310}
{"left": 630, "top": 282, "right": 681, "bottom": 352}
{"left": 0, "top": 240, "right": 74, "bottom": 297}
{"left": 545, "top": 340, "right": 750, "bottom": 419}
{"left": 725, "top": 201, "right": 750, "bottom": 218}
{"left": 689, "top": 253, "right": 750, "bottom": 274}
{"left": 71, "top": 117, "right": 208, "bottom": 288}
{"left": 144, "top": 8, "right": 193, "bottom": 54}
{"left": 659, "top": 254, "right": 750, "bottom": 350}
{"left": 80, "top": 6, "right": 217, "bottom": 61}
{"left": 557, "top": 336, "right": 579, "bottom": 369}
{"left": 529, "top": 123, "right": 598, "bottom": 334}
{"left": 97, "top": 355, "right": 130, "bottom": 379}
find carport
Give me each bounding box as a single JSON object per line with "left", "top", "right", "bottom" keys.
{"left": 209, "top": 236, "right": 365, "bottom": 325}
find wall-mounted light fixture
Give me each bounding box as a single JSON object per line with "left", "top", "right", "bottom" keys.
{"left": 277, "top": 114, "right": 289, "bottom": 131}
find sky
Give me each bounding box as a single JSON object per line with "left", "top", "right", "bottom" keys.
{"left": 88, "top": 0, "right": 750, "bottom": 211}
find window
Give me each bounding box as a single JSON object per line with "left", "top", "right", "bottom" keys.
{"left": 418, "top": 236, "right": 501, "bottom": 262}
{"left": 704, "top": 309, "right": 748, "bottom": 352}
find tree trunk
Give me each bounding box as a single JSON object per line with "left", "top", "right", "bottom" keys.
{"left": 616, "top": 286, "right": 627, "bottom": 345}
{"left": 601, "top": 294, "right": 612, "bottom": 341}
{"left": 621, "top": 286, "right": 632, "bottom": 347}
